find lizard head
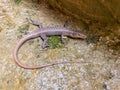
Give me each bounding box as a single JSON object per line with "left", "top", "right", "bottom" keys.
{"left": 69, "top": 31, "right": 87, "bottom": 39}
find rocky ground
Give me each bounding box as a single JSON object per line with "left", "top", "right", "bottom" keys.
{"left": 0, "top": 0, "right": 120, "bottom": 90}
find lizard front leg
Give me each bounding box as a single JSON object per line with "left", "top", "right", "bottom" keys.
{"left": 64, "top": 20, "right": 71, "bottom": 28}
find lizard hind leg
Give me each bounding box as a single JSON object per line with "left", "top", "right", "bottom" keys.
{"left": 40, "top": 34, "right": 49, "bottom": 49}
{"left": 27, "top": 18, "right": 43, "bottom": 28}
{"left": 61, "top": 34, "right": 66, "bottom": 44}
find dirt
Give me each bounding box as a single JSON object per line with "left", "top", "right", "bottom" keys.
{"left": 0, "top": 0, "right": 119, "bottom": 90}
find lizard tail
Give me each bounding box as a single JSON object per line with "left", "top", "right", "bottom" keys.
{"left": 13, "top": 34, "right": 42, "bottom": 69}
{"left": 13, "top": 34, "right": 88, "bottom": 69}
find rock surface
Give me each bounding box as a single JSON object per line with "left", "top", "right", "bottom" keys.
{"left": 47, "top": 0, "right": 120, "bottom": 50}
{"left": 0, "top": 0, "right": 120, "bottom": 90}
{"left": 47, "top": 0, "right": 120, "bottom": 24}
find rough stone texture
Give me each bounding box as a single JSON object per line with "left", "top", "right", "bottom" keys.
{"left": 0, "top": 0, "right": 120, "bottom": 90}
{"left": 46, "top": 0, "right": 120, "bottom": 51}
{"left": 47, "top": 0, "right": 120, "bottom": 24}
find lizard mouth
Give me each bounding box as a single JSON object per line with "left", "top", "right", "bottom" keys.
{"left": 72, "top": 35, "right": 87, "bottom": 39}
{"left": 81, "top": 35, "right": 87, "bottom": 39}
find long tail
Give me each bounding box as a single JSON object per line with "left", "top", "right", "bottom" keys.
{"left": 13, "top": 33, "right": 41, "bottom": 69}
{"left": 13, "top": 34, "right": 88, "bottom": 69}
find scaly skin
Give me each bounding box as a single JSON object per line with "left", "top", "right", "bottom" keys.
{"left": 13, "top": 19, "right": 87, "bottom": 69}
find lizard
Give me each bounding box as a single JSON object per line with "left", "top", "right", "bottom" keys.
{"left": 13, "top": 18, "right": 87, "bottom": 69}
